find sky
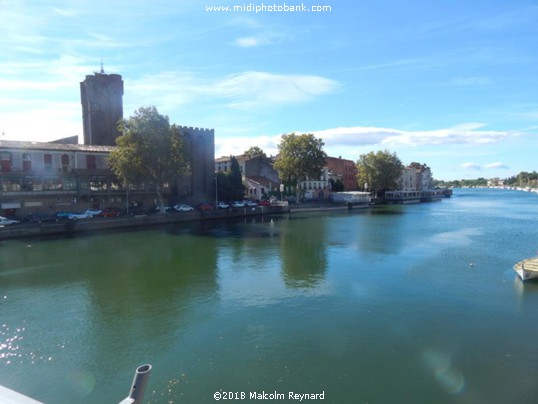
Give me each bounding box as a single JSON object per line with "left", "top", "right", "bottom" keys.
{"left": 1, "top": 0, "right": 537, "bottom": 181}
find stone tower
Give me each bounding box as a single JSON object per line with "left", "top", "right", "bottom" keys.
{"left": 179, "top": 126, "right": 215, "bottom": 200}
{"left": 80, "top": 70, "right": 124, "bottom": 146}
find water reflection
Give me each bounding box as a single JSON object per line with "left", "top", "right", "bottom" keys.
{"left": 356, "top": 206, "right": 409, "bottom": 255}
{"left": 279, "top": 215, "right": 328, "bottom": 287}
{"left": 87, "top": 232, "right": 219, "bottom": 343}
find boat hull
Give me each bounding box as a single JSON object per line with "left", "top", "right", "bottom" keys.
{"left": 514, "top": 257, "right": 538, "bottom": 281}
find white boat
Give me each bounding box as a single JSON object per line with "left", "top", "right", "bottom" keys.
{"left": 514, "top": 258, "right": 538, "bottom": 281}
{"left": 384, "top": 190, "right": 421, "bottom": 204}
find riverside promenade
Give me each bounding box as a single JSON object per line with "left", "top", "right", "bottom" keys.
{"left": 0, "top": 205, "right": 288, "bottom": 240}
{"left": 0, "top": 201, "right": 377, "bottom": 241}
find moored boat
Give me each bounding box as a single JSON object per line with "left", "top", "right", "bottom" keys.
{"left": 384, "top": 190, "right": 421, "bottom": 204}
{"left": 513, "top": 257, "right": 538, "bottom": 281}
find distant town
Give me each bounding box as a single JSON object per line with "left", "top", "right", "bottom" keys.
{"left": 1, "top": 69, "right": 534, "bottom": 220}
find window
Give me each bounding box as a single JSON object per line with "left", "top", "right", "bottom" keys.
{"left": 62, "top": 177, "right": 77, "bottom": 191}
{"left": 1, "top": 152, "right": 12, "bottom": 172}
{"left": 1, "top": 176, "right": 20, "bottom": 192}
{"left": 43, "top": 178, "right": 62, "bottom": 191}
{"left": 44, "top": 154, "right": 52, "bottom": 171}
{"left": 90, "top": 176, "right": 108, "bottom": 191}
{"left": 86, "top": 155, "right": 96, "bottom": 170}
{"left": 23, "top": 154, "right": 32, "bottom": 172}
{"left": 61, "top": 154, "right": 69, "bottom": 172}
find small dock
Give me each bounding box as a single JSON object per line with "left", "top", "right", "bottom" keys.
{"left": 514, "top": 257, "right": 538, "bottom": 281}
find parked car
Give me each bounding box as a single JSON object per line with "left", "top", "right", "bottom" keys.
{"left": 0, "top": 216, "right": 19, "bottom": 226}
{"left": 198, "top": 202, "right": 215, "bottom": 211}
{"left": 231, "top": 201, "right": 245, "bottom": 208}
{"left": 55, "top": 211, "right": 73, "bottom": 220}
{"left": 127, "top": 206, "right": 149, "bottom": 216}
{"left": 174, "top": 204, "right": 194, "bottom": 212}
{"left": 99, "top": 207, "right": 124, "bottom": 218}
{"left": 84, "top": 208, "right": 102, "bottom": 216}
{"left": 258, "top": 200, "right": 271, "bottom": 206}
{"left": 25, "top": 213, "right": 59, "bottom": 223}
{"left": 217, "top": 202, "right": 230, "bottom": 209}
{"left": 244, "top": 200, "right": 258, "bottom": 207}
{"left": 68, "top": 212, "right": 93, "bottom": 220}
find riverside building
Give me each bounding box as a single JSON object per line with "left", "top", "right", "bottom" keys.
{"left": 0, "top": 70, "right": 215, "bottom": 218}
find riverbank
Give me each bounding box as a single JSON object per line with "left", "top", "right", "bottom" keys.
{"left": 0, "top": 205, "right": 289, "bottom": 240}
{"left": 0, "top": 201, "right": 383, "bottom": 241}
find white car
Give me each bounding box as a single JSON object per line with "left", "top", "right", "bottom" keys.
{"left": 84, "top": 209, "right": 102, "bottom": 216}
{"left": 0, "top": 216, "right": 19, "bottom": 226}
{"left": 217, "top": 202, "right": 230, "bottom": 209}
{"left": 174, "top": 204, "right": 194, "bottom": 212}
{"left": 68, "top": 212, "right": 93, "bottom": 220}
{"left": 231, "top": 201, "right": 245, "bottom": 208}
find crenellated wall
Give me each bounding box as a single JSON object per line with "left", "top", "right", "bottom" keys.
{"left": 80, "top": 73, "right": 124, "bottom": 146}
{"left": 178, "top": 126, "right": 215, "bottom": 201}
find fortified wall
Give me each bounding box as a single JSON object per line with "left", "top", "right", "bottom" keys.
{"left": 178, "top": 126, "right": 215, "bottom": 201}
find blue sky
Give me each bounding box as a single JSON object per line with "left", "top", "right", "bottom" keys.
{"left": 1, "top": 0, "right": 537, "bottom": 180}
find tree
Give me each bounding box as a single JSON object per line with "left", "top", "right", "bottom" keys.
{"left": 109, "top": 106, "right": 189, "bottom": 210}
{"left": 228, "top": 156, "right": 245, "bottom": 200}
{"left": 356, "top": 150, "right": 403, "bottom": 196}
{"left": 215, "top": 157, "right": 245, "bottom": 201}
{"left": 273, "top": 133, "right": 327, "bottom": 201}
{"left": 329, "top": 178, "right": 345, "bottom": 192}
{"left": 244, "top": 146, "right": 266, "bottom": 159}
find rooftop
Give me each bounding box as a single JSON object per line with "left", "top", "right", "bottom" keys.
{"left": 0, "top": 140, "right": 115, "bottom": 153}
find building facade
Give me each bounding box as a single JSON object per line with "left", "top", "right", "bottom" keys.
{"left": 80, "top": 71, "right": 124, "bottom": 146}
{"left": 215, "top": 154, "right": 281, "bottom": 200}
{"left": 0, "top": 140, "right": 128, "bottom": 216}
{"left": 0, "top": 71, "right": 215, "bottom": 217}
{"left": 325, "top": 156, "right": 358, "bottom": 191}
{"left": 0, "top": 130, "right": 215, "bottom": 216}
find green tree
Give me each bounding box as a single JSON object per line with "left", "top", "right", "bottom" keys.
{"left": 244, "top": 146, "right": 266, "bottom": 159}
{"left": 215, "top": 171, "right": 232, "bottom": 202}
{"left": 215, "top": 157, "right": 245, "bottom": 202}
{"left": 329, "top": 178, "right": 345, "bottom": 192}
{"left": 273, "top": 133, "right": 327, "bottom": 200}
{"left": 228, "top": 156, "right": 245, "bottom": 200}
{"left": 356, "top": 150, "right": 403, "bottom": 196}
{"left": 109, "top": 106, "right": 189, "bottom": 210}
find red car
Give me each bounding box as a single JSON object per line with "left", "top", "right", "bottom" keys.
{"left": 198, "top": 203, "right": 215, "bottom": 211}
{"left": 258, "top": 200, "right": 271, "bottom": 206}
{"left": 99, "top": 207, "right": 124, "bottom": 218}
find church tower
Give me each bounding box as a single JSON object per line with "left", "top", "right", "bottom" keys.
{"left": 80, "top": 67, "right": 124, "bottom": 146}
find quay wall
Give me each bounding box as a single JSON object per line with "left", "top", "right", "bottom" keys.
{"left": 0, "top": 206, "right": 288, "bottom": 241}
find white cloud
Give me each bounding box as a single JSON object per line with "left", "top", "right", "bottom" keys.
{"left": 461, "top": 163, "right": 482, "bottom": 170}
{"left": 0, "top": 102, "right": 82, "bottom": 142}
{"left": 485, "top": 162, "right": 509, "bottom": 169}
{"left": 128, "top": 70, "right": 339, "bottom": 111}
{"left": 234, "top": 36, "right": 268, "bottom": 47}
{"left": 310, "top": 123, "right": 514, "bottom": 148}
{"left": 214, "top": 123, "right": 518, "bottom": 162}
{"left": 216, "top": 135, "right": 281, "bottom": 158}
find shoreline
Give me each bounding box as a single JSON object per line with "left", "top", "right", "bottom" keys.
{"left": 0, "top": 205, "right": 289, "bottom": 241}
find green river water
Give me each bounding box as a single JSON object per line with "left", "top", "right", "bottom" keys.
{"left": 1, "top": 188, "right": 538, "bottom": 403}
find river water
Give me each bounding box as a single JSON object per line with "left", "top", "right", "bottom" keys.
{"left": 1, "top": 188, "right": 538, "bottom": 403}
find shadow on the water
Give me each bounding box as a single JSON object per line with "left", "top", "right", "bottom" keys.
{"left": 369, "top": 206, "right": 406, "bottom": 215}
{"left": 167, "top": 215, "right": 283, "bottom": 239}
